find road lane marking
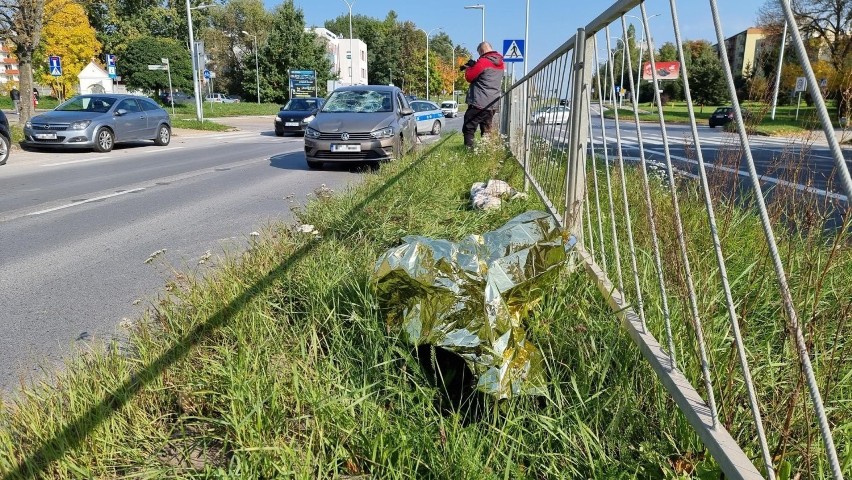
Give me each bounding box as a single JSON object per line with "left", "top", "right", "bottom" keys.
{"left": 26, "top": 188, "right": 146, "bottom": 216}
{"left": 41, "top": 146, "right": 187, "bottom": 167}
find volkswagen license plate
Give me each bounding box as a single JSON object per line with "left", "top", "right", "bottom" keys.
{"left": 331, "top": 144, "right": 361, "bottom": 152}
{"left": 35, "top": 133, "right": 57, "bottom": 140}
{"left": 285, "top": 122, "right": 299, "bottom": 127}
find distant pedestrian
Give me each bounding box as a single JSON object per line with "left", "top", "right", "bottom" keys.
{"left": 32, "top": 88, "right": 39, "bottom": 107}
{"left": 9, "top": 88, "right": 19, "bottom": 115}
{"left": 461, "top": 41, "right": 505, "bottom": 148}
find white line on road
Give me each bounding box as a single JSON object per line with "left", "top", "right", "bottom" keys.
{"left": 42, "top": 147, "right": 187, "bottom": 167}
{"left": 26, "top": 188, "right": 146, "bottom": 216}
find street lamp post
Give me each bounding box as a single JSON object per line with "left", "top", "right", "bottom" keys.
{"left": 464, "top": 4, "right": 485, "bottom": 43}
{"left": 420, "top": 27, "right": 442, "bottom": 101}
{"left": 242, "top": 31, "right": 260, "bottom": 103}
{"left": 185, "top": 0, "right": 211, "bottom": 121}
{"left": 626, "top": 13, "right": 661, "bottom": 104}
{"left": 770, "top": 20, "right": 788, "bottom": 120}
{"left": 342, "top": 0, "right": 356, "bottom": 85}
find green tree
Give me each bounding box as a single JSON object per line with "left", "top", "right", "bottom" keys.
{"left": 690, "top": 48, "right": 728, "bottom": 106}
{"left": 0, "top": 0, "right": 46, "bottom": 123}
{"left": 257, "top": 0, "right": 331, "bottom": 103}
{"left": 119, "top": 36, "right": 192, "bottom": 94}
{"left": 202, "top": 0, "right": 272, "bottom": 96}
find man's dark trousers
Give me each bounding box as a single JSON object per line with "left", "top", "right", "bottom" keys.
{"left": 463, "top": 106, "right": 495, "bottom": 147}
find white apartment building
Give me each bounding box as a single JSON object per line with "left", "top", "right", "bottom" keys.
{"left": 307, "top": 27, "right": 368, "bottom": 86}
{"left": 0, "top": 43, "right": 20, "bottom": 84}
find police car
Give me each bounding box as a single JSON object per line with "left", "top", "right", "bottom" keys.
{"left": 409, "top": 100, "right": 445, "bottom": 135}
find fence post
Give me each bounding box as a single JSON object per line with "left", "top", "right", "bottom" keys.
{"left": 563, "top": 28, "right": 592, "bottom": 239}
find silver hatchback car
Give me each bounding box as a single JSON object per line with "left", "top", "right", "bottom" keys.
{"left": 24, "top": 94, "right": 171, "bottom": 152}
{"left": 303, "top": 85, "right": 416, "bottom": 169}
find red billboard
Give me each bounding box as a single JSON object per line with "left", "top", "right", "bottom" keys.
{"left": 642, "top": 61, "right": 681, "bottom": 81}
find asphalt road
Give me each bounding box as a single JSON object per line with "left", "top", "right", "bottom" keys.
{"left": 537, "top": 112, "right": 850, "bottom": 209}
{"left": 0, "top": 115, "right": 461, "bottom": 393}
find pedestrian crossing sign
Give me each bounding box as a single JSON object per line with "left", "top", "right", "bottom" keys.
{"left": 503, "top": 39, "right": 525, "bottom": 63}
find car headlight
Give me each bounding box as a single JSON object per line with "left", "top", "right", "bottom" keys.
{"left": 25, "top": 121, "right": 32, "bottom": 129}
{"left": 301, "top": 115, "right": 315, "bottom": 124}
{"left": 69, "top": 120, "right": 92, "bottom": 130}
{"left": 305, "top": 127, "right": 321, "bottom": 139}
{"left": 275, "top": 117, "right": 282, "bottom": 122}
{"left": 370, "top": 126, "right": 394, "bottom": 139}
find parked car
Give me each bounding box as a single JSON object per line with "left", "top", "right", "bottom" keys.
{"left": 440, "top": 100, "right": 459, "bottom": 118}
{"left": 225, "top": 94, "right": 242, "bottom": 103}
{"left": 304, "top": 85, "right": 416, "bottom": 169}
{"left": 275, "top": 97, "right": 324, "bottom": 136}
{"left": 405, "top": 94, "right": 418, "bottom": 103}
{"left": 23, "top": 94, "right": 172, "bottom": 153}
{"left": 0, "top": 109, "right": 9, "bottom": 165}
{"left": 708, "top": 106, "right": 751, "bottom": 128}
{"left": 410, "top": 100, "right": 444, "bottom": 135}
{"left": 531, "top": 105, "right": 570, "bottom": 124}
{"left": 206, "top": 93, "right": 228, "bottom": 103}
{"left": 160, "top": 91, "right": 193, "bottom": 106}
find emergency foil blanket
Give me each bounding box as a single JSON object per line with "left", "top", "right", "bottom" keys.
{"left": 373, "top": 210, "right": 575, "bottom": 399}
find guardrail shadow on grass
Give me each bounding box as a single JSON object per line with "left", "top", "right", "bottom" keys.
{"left": 3, "top": 133, "right": 456, "bottom": 480}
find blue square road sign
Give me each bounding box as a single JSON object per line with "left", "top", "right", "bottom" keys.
{"left": 503, "top": 39, "right": 525, "bottom": 63}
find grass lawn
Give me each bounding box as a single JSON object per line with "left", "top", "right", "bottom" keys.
{"left": 171, "top": 118, "right": 234, "bottom": 132}
{"left": 168, "top": 102, "right": 281, "bottom": 118}
{"left": 603, "top": 101, "right": 844, "bottom": 136}
{"left": 0, "top": 133, "right": 847, "bottom": 478}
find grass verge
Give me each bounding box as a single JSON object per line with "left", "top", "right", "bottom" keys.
{"left": 0, "top": 133, "right": 848, "bottom": 478}
{"left": 170, "top": 102, "right": 281, "bottom": 117}
{"left": 602, "top": 101, "right": 843, "bottom": 137}
{"left": 170, "top": 118, "right": 234, "bottom": 132}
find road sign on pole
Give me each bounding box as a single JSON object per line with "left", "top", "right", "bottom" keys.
{"left": 105, "top": 54, "right": 117, "bottom": 79}
{"left": 48, "top": 56, "right": 62, "bottom": 76}
{"left": 147, "top": 64, "right": 168, "bottom": 70}
{"left": 794, "top": 76, "right": 807, "bottom": 92}
{"left": 502, "top": 39, "right": 525, "bottom": 63}
{"left": 203, "top": 69, "right": 211, "bottom": 80}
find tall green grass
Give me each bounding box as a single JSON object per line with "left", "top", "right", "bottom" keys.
{"left": 0, "top": 133, "right": 847, "bottom": 478}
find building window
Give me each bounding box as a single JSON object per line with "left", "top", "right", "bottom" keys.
{"left": 361, "top": 50, "right": 365, "bottom": 61}
{"left": 361, "top": 68, "right": 366, "bottom": 79}
{"left": 348, "top": 67, "right": 352, "bottom": 78}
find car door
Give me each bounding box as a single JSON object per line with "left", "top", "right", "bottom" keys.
{"left": 114, "top": 98, "right": 147, "bottom": 140}
{"left": 139, "top": 98, "right": 166, "bottom": 137}
{"left": 397, "top": 92, "right": 415, "bottom": 151}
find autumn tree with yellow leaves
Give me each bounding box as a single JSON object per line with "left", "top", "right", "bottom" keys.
{"left": 36, "top": 0, "right": 101, "bottom": 99}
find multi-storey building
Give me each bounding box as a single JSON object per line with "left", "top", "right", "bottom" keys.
{"left": 306, "top": 27, "right": 368, "bottom": 86}
{"left": 0, "top": 43, "right": 20, "bottom": 84}
{"left": 716, "top": 27, "right": 768, "bottom": 77}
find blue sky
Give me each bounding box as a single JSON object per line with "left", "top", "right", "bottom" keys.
{"left": 283, "top": 0, "right": 767, "bottom": 68}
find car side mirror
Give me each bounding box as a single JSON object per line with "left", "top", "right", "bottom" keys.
{"left": 280, "top": 106, "right": 286, "bottom": 111}
{"left": 400, "top": 107, "right": 414, "bottom": 116}
{"left": 311, "top": 109, "right": 319, "bottom": 116}
{"left": 115, "top": 109, "right": 127, "bottom": 116}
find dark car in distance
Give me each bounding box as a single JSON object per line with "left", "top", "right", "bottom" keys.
{"left": 709, "top": 106, "right": 751, "bottom": 128}
{"left": 275, "top": 97, "right": 324, "bottom": 136}
{"left": 0, "top": 109, "right": 9, "bottom": 165}
{"left": 160, "top": 91, "right": 194, "bottom": 106}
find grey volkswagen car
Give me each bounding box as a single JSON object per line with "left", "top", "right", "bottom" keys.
{"left": 23, "top": 94, "right": 171, "bottom": 153}
{"left": 303, "top": 85, "right": 416, "bottom": 169}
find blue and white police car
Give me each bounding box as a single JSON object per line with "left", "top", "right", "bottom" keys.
{"left": 409, "top": 100, "right": 445, "bottom": 135}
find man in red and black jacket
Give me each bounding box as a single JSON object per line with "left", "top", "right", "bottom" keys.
{"left": 461, "top": 42, "right": 504, "bottom": 148}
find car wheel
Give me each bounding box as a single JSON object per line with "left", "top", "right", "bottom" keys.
{"left": 94, "top": 127, "right": 114, "bottom": 153}
{"left": 275, "top": 130, "right": 283, "bottom": 137}
{"left": 306, "top": 159, "right": 322, "bottom": 169}
{"left": 709, "top": 123, "right": 715, "bottom": 128}
{"left": 0, "top": 134, "right": 9, "bottom": 166}
{"left": 431, "top": 121, "right": 442, "bottom": 135}
{"left": 154, "top": 124, "right": 171, "bottom": 146}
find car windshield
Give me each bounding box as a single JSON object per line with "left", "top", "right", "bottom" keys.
{"left": 322, "top": 90, "right": 393, "bottom": 113}
{"left": 282, "top": 99, "right": 319, "bottom": 111}
{"left": 56, "top": 96, "right": 116, "bottom": 113}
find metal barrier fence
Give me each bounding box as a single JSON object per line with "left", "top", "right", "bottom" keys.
{"left": 499, "top": 1, "right": 852, "bottom": 478}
